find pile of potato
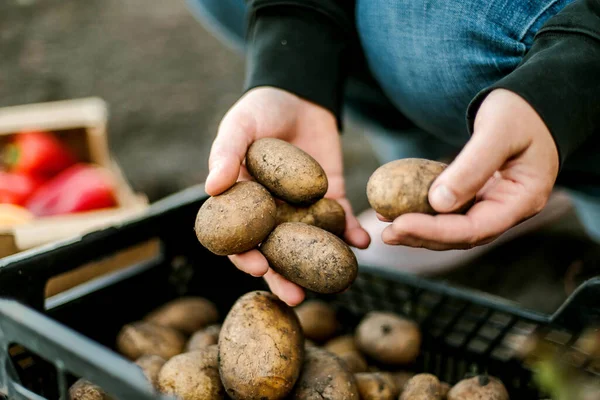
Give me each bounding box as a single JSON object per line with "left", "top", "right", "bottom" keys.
{"left": 194, "top": 138, "right": 358, "bottom": 294}
{"left": 69, "top": 293, "right": 510, "bottom": 400}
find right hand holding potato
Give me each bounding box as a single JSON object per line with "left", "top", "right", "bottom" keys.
{"left": 205, "top": 86, "right": 370, "bottom": 306}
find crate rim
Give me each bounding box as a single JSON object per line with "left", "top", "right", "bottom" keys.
{"left": 0, "top": 184, "right": 597, "bottom": 331}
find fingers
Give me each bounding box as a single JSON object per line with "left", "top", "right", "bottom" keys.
{"left": 336, "top": 198, "right": 370, "bottom": 249}
{"left": 228, "top": 250, "right": 269, "bottom": 277}
{"left": 382, "top": 179, "right": 534, "bottom": 250}
{"left": 205, "top": 110, "right": 255, "bottom": 196}
{"left": 229, "top": 250, "right": 305, "bottom": 306}
{"left": 263, "top": 269, "right": 305, "bottom": 306}
{"left": 428, "top": 92, "right": 535, "bottom": 213}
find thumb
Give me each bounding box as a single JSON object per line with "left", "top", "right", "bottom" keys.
{"left": 429, "top": 125, "right": 513, "bottom": 213}
{"left": 205, "top": 110, "right": 255, "bottom": 196}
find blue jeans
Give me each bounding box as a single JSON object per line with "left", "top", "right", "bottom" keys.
{"left": 187, "top": 0, "right": 600, "bottom": 241}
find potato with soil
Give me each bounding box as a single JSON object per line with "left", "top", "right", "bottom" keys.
{"left": 389, "top": 371, "right": 415, "bottom": 394}
{"left": 158, "top": 345, "right": 224, "bottom": 400}
{"left": 135, "top": 355, "right": 166, "bottom": 389}
{"left": 447, "top": 375, "right": 509, "bottom": 400}
{"left": 400, "top": 373, "right": 442, "bottom": 400}
{"left": 195, "top": 181, "right": 276, "bottom": 255}
{"left": 186, "top": 324, "right": 221, "bottom": 351}
{"left": 276, "top": 198, "right": 346, "bottom": 236}
{"left": 289, "top": 347, "right": 359, "bottom": 400}
{"left": 69, "top": 379, "right": 113, "bottom": 400}
{"left": 261, "top": 222, "right": 358, "bottom": 294}
{"left": 355, "top": 373, "right": 396, "bottom": 400}
{"left": 324, "top": 334, "right": 358, "bottom": 355}
{"left": 356, "top": 311, "right": 421, "bottom": 365}
{"left": 145, "top": 297, "right": 219, "bottom": 335}
{"left": 366, "top": 158, "right": 473, "bottom": 220}
{"left": 338, "top": 351, "right": 368, "bottom": 373}
{"left": 294, "top": 300, "right": 339, "bottom": 342}
{"left": 246, "top": 138, "right": 328, "bottom": 205}
{"left": 219, "top": 291, "right": 304, "bottom": 400}
{"left": 116, "top": 321, "right": 185, "bottom": 360}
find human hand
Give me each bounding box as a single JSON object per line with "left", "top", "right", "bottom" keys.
{"left": 205, "top": 87, "right": 370, "bottom": 305}
{"left": 381, "top": 89, "right": 559, "bottom": 250}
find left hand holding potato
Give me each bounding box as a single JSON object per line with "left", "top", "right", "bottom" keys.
{"left": 382, "top": 89, "right": 559, "bottom": 250}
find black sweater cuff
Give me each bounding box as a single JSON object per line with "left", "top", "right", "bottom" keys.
{"left": 244, "top": 6, "right": 349, "bottom": 128}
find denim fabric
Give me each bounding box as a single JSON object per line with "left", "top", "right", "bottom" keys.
{"left": 188, "top": 0, "right": 600, "bottom": 241}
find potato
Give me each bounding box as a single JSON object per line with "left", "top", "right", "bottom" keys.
{"left": 186, "top": 324, "right": 221, "bottom": 351}
{"left": 246, "top": 138, "right": 328, "bottom": 205}
{"left": 195, "top": 181, "right": 276, "bottom": 255}
{"left": 355, "top": 373, "right": 396, "bottom": 400}
{"left": 440, "top": 382, "right": 451, "bottom": 398}
{"left": 219, "top": 291, "right": 304, "bottom": 400}
{"left": 324, "top": 334, "right": 358, "bottom": 355}
{"left": 69, "top": 379, "right": 113, "bottom": 400}
{"left": 116, "top": 321, "right": 185, "bottom": 360}
{"left": 400, "top": 373, "right": 442, "bottom": 400}
{"left": 135, "top": 355, "right": 166, "bottom": 389}
{"left": 356, "top": 311, "right": 421, "bottom": 365}
{"left": 145, "top": 297, "right": 219, "bottom": 335}
{"left": 339, "top": 351, "right": 368, "bottom": 373}
{"left": 366, "top": 158, "right": 473, "bottom": 220}
{"left": 295, "top": 300, "right": 339, "bottom": 342}
{"left": 260, "top": 223, "right": 358, "bottom": 294}
{"left": 276, "top": 198, "right": 345, "bottom": 236}
{"left": 289, "top": 347, "right": 359, "bottom": 400}
{"left": 447, "top": 375, "right": 509, "bottom": 400}
{"left": 389, "top": 371, "right": 416, "bottom": 394}
{"left": 158, "top": 346, "right": 224, "bottom": 400}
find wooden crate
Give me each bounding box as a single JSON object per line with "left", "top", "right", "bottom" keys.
{"left": 0, "top": 97, "right": 153, "bottom": 293}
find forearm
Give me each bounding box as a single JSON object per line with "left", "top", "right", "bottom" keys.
{"left": 466, "top": 0, "right": 600, "bottom": 170}
{"left": 244, "top": 0, "right": 356, "bottom": 128}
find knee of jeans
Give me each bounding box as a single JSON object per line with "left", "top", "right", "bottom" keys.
{"left": 356, "top": 0, "right": 563, "bottom": 144}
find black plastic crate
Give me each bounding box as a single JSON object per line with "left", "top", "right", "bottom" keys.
{"left": 0, "top": 185, "right": 598, "bottom": 399}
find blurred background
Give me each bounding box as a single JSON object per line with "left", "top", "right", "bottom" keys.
{"left": 0, "top": 0, "right": 595, "bottom": 314}
{"left": 0, "top": 0, "right": 378, "bottom": 208}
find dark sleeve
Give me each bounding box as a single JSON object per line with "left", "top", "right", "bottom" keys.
{"left": 466, "top": 0, "right": 600, "bottom": 169}
{"left": 243, "top": 0, "right": 356, "bottom": 128}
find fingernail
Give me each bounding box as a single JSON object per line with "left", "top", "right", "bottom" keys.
{"left": 431, "top": 185, "right": 456, "bottom": 210}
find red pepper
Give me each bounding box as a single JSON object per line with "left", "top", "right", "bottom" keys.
{"left": 25, "top": 164, "right": 118, "bottom": 217}
{"left": 4, "top": 130, "right": 77, "bottom": 178}
{"left": 0, "top": 172, "right": 45, "bottom": 205}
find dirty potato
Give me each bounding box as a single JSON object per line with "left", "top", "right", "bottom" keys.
{"left": 356, "top": 311, "right": 421, "bottom": 365}
{"left": 135, "top": 355, "right": 166, "bottom": 389}
{"left": 295, "top": 300, "right": 339, "bottom": 342}
{"left": 276, "top": 198, "right": 346, "bottom": 237}
{"left": 355, "top": 373, "right": 396, "bottom": 400}
{"left": 246, "top": 138, "right": 328, "bottom": 205}
{"left": 339, "top": 351, "right": 368, "bottom": 373}
{"left": 389, "top": 371, "right": 416, "bottom": 395}
{"left": 289, "top": 347, "right": 360, "bottom": 400}
{"left": 195, "top": 181, "right": 276, "bottom": 255}
{"left": 447, "top": 375, "right": 509, "bottom": 400}
{"left": 400, "top": 373, "right": 442, "bottom": 400}
{"left": 116, "top": 321, "right": 185, "bottom": 360}
{"left": 219, "top": 291, "right": 304, "bottom": 400}
{"left": 186, "top": 324, "right": 221, "bottom": 352}
{"left": 69, "top": 379, "right": 113, "bottom": 400}
{"left": 260, "top": 223, "right": 358, "bottom": 294}
{"left": 366, "top": 158, "right": 473, "bottom": 220}
{"left": 145, "top": 297, "right": 219, "bottom": 335}
{"left": 158, "top": 346, "right": 224, "bottom": 400}
{"left": 324, "top": 334, "right": 358, "bottom": 356}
